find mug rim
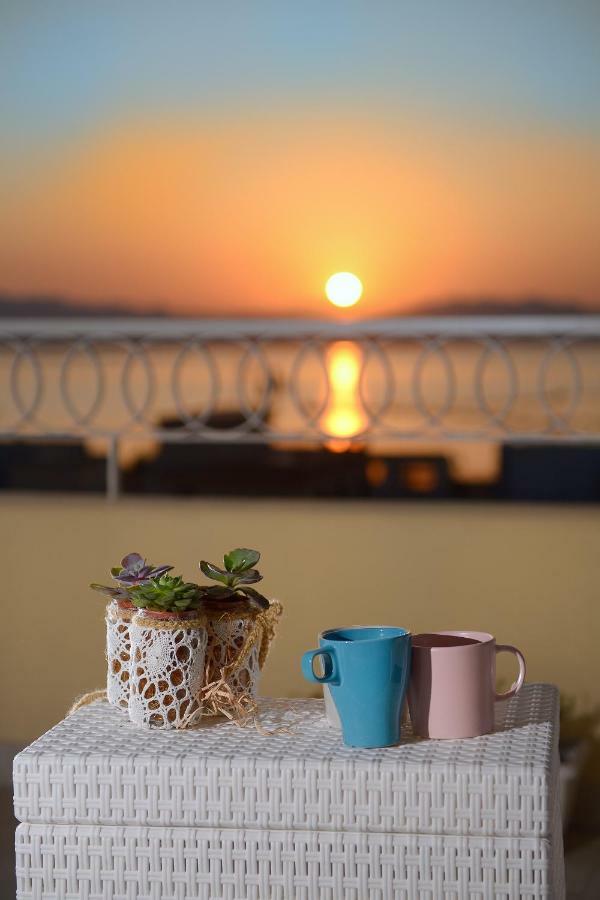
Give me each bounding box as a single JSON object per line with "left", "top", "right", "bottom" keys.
{"left": 412, "top": 630, "right": 494, "bottom": 649}
{"left": 321, "top": 625, "right": 411, "bottom": 644}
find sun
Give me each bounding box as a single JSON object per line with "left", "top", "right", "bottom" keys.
{"left": 325, "top": 272, "right": 363, "bottom": 308}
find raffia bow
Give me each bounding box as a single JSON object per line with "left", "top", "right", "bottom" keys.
{"left": 219, "top": 600, "right": 282, "bottom": 681}
{"left": 178, "top": 600, "right": 284, "bottom": 730}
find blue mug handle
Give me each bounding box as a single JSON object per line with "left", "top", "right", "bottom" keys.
{"left": 301, "top": 648, "right": 339, "bottom": 684}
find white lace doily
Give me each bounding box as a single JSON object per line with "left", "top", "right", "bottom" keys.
{"left": 105, "top": 603, "right": 132, "bottom": 709}
{"left": 128, "top": 620, "right": 208, "bottom": 729}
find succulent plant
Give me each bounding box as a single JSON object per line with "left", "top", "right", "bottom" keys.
{"left": 129, "top": 573, "right": 203, "bottom": 612}
{"left": 89, "top": 582, "right": 133, "bottom": 602}
{"left": 199, "top": 548, "right": 269, "bottom": 610}
{"left": 111, "top": 552, "right": 172, "bottom": 586}
{"left": 90, "top": 552, "right": 173, "bottom": 601}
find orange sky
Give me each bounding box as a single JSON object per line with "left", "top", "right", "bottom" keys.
{"left": 2, "top": 3, "right": 600, "bottom": 315}
{"left": 1, "top": 113, "right": 599, "bottom": 315}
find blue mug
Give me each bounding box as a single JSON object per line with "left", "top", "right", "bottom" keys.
{"left": 301, "top": 626, "right": 411, "bottom": 748}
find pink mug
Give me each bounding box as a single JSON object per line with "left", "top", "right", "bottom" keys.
{"left": 408, "top": 631, "right": 526, "bottom": 739}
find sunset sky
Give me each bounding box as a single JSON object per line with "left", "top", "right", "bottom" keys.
{"left": 1, "top": 1, "right": 599, "bottom": 316}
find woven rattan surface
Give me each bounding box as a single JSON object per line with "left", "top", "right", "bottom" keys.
{"left": 15, "top": 821, "right": 565, "bottom": 900}
{"left": 14, "top": 683, "right": 559, "bottom": 839}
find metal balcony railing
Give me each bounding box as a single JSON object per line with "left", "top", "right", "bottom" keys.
{"left": 1, "top": 316, "right": 599, "bottom": 497}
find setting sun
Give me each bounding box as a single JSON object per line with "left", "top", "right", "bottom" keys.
{"left": 325, "top": 272, "right": 363, "bottom": 308}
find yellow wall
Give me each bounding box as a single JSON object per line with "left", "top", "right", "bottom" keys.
{"left": 2, "top": 494, "right": 599, "bottom": 746}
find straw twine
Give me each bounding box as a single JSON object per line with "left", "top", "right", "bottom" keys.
{"left": 212, "top": 600, "right": 282, "bottom": 681}
{"left": 132, "top": 612, "right": 206, "bottom": 631}
{"left": 67, "top": 689, "right": 108, "bottom": 715}
{"left": 179, "top": 601, "right": 285, "bottom": 731}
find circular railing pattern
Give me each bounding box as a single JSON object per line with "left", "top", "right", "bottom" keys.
{"left": 0, "top": 321, "right": 599, "bottom": 443}
{"left": 474, "top": 337, "right": 519, "bottom": 432}
{"left": 357, "top": 338, "right": 396, "bottom": 430}
{"left": 59, "top": 340, "right": 105, "bottom": 427}
{"left": 122, "top": 340, "right": 155, "bottom": 425}
{"left": 537, "top": 338, "right": 583, "bottom": 434}
{"left": 8, "top": 340, "right": 43, "bottom": 426}
{"left": 171, "top": 339, "right": 220, "bottom": 429}
{"left": 288, "top": 338, "right": 331, "bottom": 435}
{"left": 412, "top": 338, "right": 457, "bottom": 430}
{"left": 236, "top": 339, "right": 275, "bottom": 434}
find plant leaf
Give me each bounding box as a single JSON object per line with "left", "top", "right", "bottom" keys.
{"left": 121, "top": 552, "right": 144, "bottom": 570}
{"left": 238, "top": 586, "right": 270, "bottom": 610}
{"left": 224, "top": 548, "right": 260, "bottom": 573}
{"left": 90, "top": 583, "right": 128, "bottom": 600}
{"left": 232, "top": 569, "right": 263, "bottom": 585}
{"left": 149, "top": 564, "right": 173, "bottom": 579}
{"left": 200, "top": 585, "right": 236, "bottom": 601}
{"left": 200, "top": 560, "right": 232, "bottom": 585}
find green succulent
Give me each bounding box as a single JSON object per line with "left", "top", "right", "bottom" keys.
{"left": 199, "top": 547, "right": 269, "bottom": 610}
{"left": 129, "top": 573, "right": 203, "bottom": 612}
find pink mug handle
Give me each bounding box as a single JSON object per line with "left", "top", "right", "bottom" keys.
{"left": 495, "top": 644, "right": 526, "bottom": 700}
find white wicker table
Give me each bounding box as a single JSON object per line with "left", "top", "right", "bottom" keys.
{"left": 14, "top": 683, "right": 564, "bottom": 899}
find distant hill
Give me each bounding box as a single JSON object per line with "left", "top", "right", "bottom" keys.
{"left": 0, "top": 295, "right": 164, "bottom": 318}
{"left": 413, "top": 297, "right": 596, "bottom": 316}
{"left": 0, "top": 293, "right": 597, "bottom": 318}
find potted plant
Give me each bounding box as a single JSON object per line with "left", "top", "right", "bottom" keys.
{"left": 90, "top": 553, "right": 172, "bottom": 708}
{"left": 198, "top": 548, "right": 282, "bottom": 713}
{"left": 127, "top": 573, "right": 207, "bottom": 729}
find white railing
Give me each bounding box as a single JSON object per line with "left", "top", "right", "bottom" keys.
{"left": 2, "top": 316, "right": 599, "bottom": 497}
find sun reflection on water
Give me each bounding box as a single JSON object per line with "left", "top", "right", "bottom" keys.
{"left": 322, "top": 341, "right": 367, "bottom": 451}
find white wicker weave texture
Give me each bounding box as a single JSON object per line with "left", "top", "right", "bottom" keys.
{"left": 15, "top": 822, "right": 565, "bottom": 900}
{"left": 13, "top": 684, "right": 559, "bottom": 839}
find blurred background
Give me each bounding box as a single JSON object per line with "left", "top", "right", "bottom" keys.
{"left": 1, "top": 2, "right": 599, "bottom": 895}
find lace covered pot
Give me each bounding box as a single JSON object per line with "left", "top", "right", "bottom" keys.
{"left": 105, "top": 600, "right": 135, "bottom": 709}
{"left": 203, "top": 600, "right": 283, "bottom": 715}
{"left": 128, "top": 610, "right": 207, "bottom": 729}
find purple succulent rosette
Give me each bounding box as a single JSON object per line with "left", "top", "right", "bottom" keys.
{"left": 111, "top": 552, "right": 173, "bottom": 586}
{"left": 90, "top": 552, "right": 173, "bottom": 601}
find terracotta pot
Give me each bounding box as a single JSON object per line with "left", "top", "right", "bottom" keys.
{"left": 137, "top": 608, "right": 200, "bottom": 620}
{"left": 116, "top": 598, "right": 135, "bottom": 611}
